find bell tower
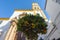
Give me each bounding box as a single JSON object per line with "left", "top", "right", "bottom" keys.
{"left": 32, "top": 3, "right": 41, "bottom": 10}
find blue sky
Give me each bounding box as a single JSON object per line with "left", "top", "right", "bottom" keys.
{"left": 0, "top": 0, "right": 50, "bottom": 19}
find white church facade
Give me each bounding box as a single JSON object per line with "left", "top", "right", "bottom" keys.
{"left": 0, "top": 3, "right": 50, "bottom": 40}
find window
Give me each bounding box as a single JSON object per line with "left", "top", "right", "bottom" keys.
{"left": 56, "top": 0, "right": 60, "bottom": 4}
{"left": 0, "top": 20, "right": 3, "bottom": 24}
{"left": 34, "top": 7, "right": 36, "bottom": 9}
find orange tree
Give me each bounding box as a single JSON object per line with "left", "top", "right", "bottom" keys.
{"left": 17, "top": 14, "right": 47, "bottom": 40}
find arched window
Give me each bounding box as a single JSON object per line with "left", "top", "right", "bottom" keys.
{"left": 0, "top": 20, "right": 3, "bottom": 24}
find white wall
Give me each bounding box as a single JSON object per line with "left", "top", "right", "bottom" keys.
{"left": 46, "top": 0, "right": 60, "bottom": 22}
{"left": 46, "top": 0, "right": 60, "bottom": 40}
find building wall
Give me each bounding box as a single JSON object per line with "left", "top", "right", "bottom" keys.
{"left": 4, "top": 3, "right": 48, "bottom": 40}
{"left": 46, "top": 0, "right": 60, "bottom": 22}
{"left": 46, "top": 0, "right": 60, "bottom": 40}
{"left": 49, "top": 13, "right": 60, "bottom": 40}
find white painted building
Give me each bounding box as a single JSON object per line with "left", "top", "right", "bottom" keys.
{"left": 0, "top": 3, "right": 49, "bottom": 40}
{"left": 45, "top": 0, "right": 60, "bottom": 40}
